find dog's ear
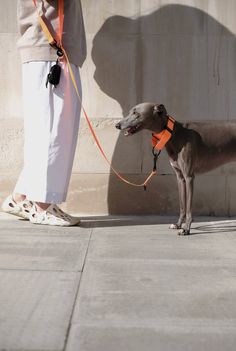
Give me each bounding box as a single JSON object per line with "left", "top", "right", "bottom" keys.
{"left": 153, "top": 104, "right": 167, "bottom": 115}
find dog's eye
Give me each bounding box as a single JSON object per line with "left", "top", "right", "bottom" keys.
{"left": 133, "top": 112, "right": 139, "bottom": 120}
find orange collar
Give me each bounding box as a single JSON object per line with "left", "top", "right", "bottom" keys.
{"left": 152, "top": 116, "right": 175, "bottom": 150}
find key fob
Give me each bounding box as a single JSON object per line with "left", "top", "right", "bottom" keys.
{"left": 46, "top": 63, "right": 61, "bottom": 88}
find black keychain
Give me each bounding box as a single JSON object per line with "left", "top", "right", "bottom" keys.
{"left": 46, "top": 59, "right": 61, "bottom": 88}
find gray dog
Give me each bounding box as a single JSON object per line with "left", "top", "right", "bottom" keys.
{"left": 116, "top": 103, "right": 236, "bottom": 235}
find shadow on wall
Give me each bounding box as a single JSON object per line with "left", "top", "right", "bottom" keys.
{"left": 91, "top": 4, "right": 236, "bottom": 215}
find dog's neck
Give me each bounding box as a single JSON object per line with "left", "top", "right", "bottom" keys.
{"left": 160, "top": 114, "right": 169, "bottom": 131}
{"left": 151, "top": 115, "right": 175, "bottom": 151}
{"left": 164, "top": 121, "right": 186, "bottom": 160}
{"left": 150, "top": 114, "right": 170, "bottom": 134}
{"left": 150, "top": 113, "right": 188, "bottom": 160}
{"left": 151, "top": 114, "right": 186, "bottom": 160}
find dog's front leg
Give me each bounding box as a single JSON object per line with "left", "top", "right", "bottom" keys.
{"left": 170, "top": 168, "right": 186, "bottom": 230}
{"left": 178, "top": 175, "right": 194, "bottom": 235}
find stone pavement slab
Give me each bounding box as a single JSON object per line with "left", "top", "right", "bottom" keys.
{"left": 66, "top": 218, "right": 236, "bottom": 351}
{"left": 1, "top": 214, "right": 236, "bottom": 351}
{"left": 0, "top": 218, "right": 91, "bottom": 271}
{"left": 0, "top": 213, "right": 92, "bottom": 351}
{"left": 0, "top": 270, "right": 80, "bottom": 350}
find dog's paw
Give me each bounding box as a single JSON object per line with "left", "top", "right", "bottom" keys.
{"left": 169, "top": 223, "right": 181, "bottom": 230}
{"left": 178, "top": 228, "right": 190, "bottom": 236}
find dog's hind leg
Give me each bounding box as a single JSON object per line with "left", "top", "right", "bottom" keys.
{"left": 170, "top": 167, "right": 186, "bottom": 231}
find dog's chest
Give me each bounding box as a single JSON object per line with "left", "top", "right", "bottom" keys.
{"left": 169, "top": 158, "right": 180, "bottom": 170}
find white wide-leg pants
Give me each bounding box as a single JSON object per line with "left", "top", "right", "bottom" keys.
{"left": 14, "top": 61, "right": 82, "bottom": 204}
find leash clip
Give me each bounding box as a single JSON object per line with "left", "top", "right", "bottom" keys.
{"left": 143, "top": 149, "right": 161, "bottom": 191}
{"left": 50, "top": 40, "right": 64, "bottom": 57}
{"left": 152, "top": 148, "right": 161, "bottom": 172}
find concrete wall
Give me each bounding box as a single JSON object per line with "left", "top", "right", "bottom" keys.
{"left": 0, "top": 0, "right": 236, "bottom": 216}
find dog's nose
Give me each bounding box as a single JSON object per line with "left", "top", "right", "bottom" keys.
{"left": 115, "top": 122, "right": 121, "bottom": 129}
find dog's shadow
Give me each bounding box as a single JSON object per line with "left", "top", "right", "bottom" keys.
{"left": 79, "top": 216, "right": 236, "bottom": 236}
{"left": 79, "top": 215, "right": 175, "bottom": 228}
{"left": 192, "top": 220, "right": 236, "bottom": 235}
{"left": 91, "top": 4, "right": 236, "bottom": 215}
{"left": 14, "top": 216, "right": 236, "bottom": 235}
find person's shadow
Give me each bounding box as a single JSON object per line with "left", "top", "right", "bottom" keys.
{"left": 91, "top": 4, "right": 236, "bottom": 215}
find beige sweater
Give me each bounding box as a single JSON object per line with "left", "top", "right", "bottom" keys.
{"left": 17, "top": 0, "right": 86, "bottom": 67}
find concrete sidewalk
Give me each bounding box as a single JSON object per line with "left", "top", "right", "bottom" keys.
{"left": 1, "top": 213, "right": 236, "bottom": 351}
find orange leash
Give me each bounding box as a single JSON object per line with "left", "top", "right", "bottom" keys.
{"left": 33, "top": 0, "right": 158, "bottom": 189}
{"left": 57, "top": 0, "right": 64, "bottom": 47}
{"left": 63, "top": 49, "right": 158, "bottom": 189}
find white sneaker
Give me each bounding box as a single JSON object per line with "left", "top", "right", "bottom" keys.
{"left": 29, "top": 204, "right": 80, "bottom": 226}
{"left": 1, "top": 194, "right": 33, "bottom": 220}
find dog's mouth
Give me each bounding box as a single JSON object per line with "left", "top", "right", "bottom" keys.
{"left": 124, "top": 123, "right": 142, "bottom": 136}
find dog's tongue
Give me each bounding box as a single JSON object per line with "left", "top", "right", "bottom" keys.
{"left": 124, "top": 127, "right": 134, "bottom": 136}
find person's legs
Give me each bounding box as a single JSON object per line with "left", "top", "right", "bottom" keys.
{"left": 13, "top": 60, "right": 82, "bottom": 216}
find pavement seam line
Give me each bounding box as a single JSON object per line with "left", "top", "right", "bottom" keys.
{"left": 0, "top": 268, "right": 83, "bottom": 273}
{"left": 62, "top": 227, "right": 93, "bottom": 351}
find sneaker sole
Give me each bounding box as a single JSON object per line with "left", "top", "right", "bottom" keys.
{"left": 1, "top": 208, "right": 30, "bottom": 220}
{"left": 29, "top": 218, "right": 80, "bottom": 227}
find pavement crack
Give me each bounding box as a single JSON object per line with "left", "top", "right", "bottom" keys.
{"left": 62, "top": 227, "right": 93, "bottom": 351}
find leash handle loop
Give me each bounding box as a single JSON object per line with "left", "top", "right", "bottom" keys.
{"left": 33, "top": 0, "right": 64, "bottom": 54}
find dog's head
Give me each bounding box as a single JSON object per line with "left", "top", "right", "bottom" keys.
{"left": 115, "top": 103, "right": 168, "bottom": 135}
